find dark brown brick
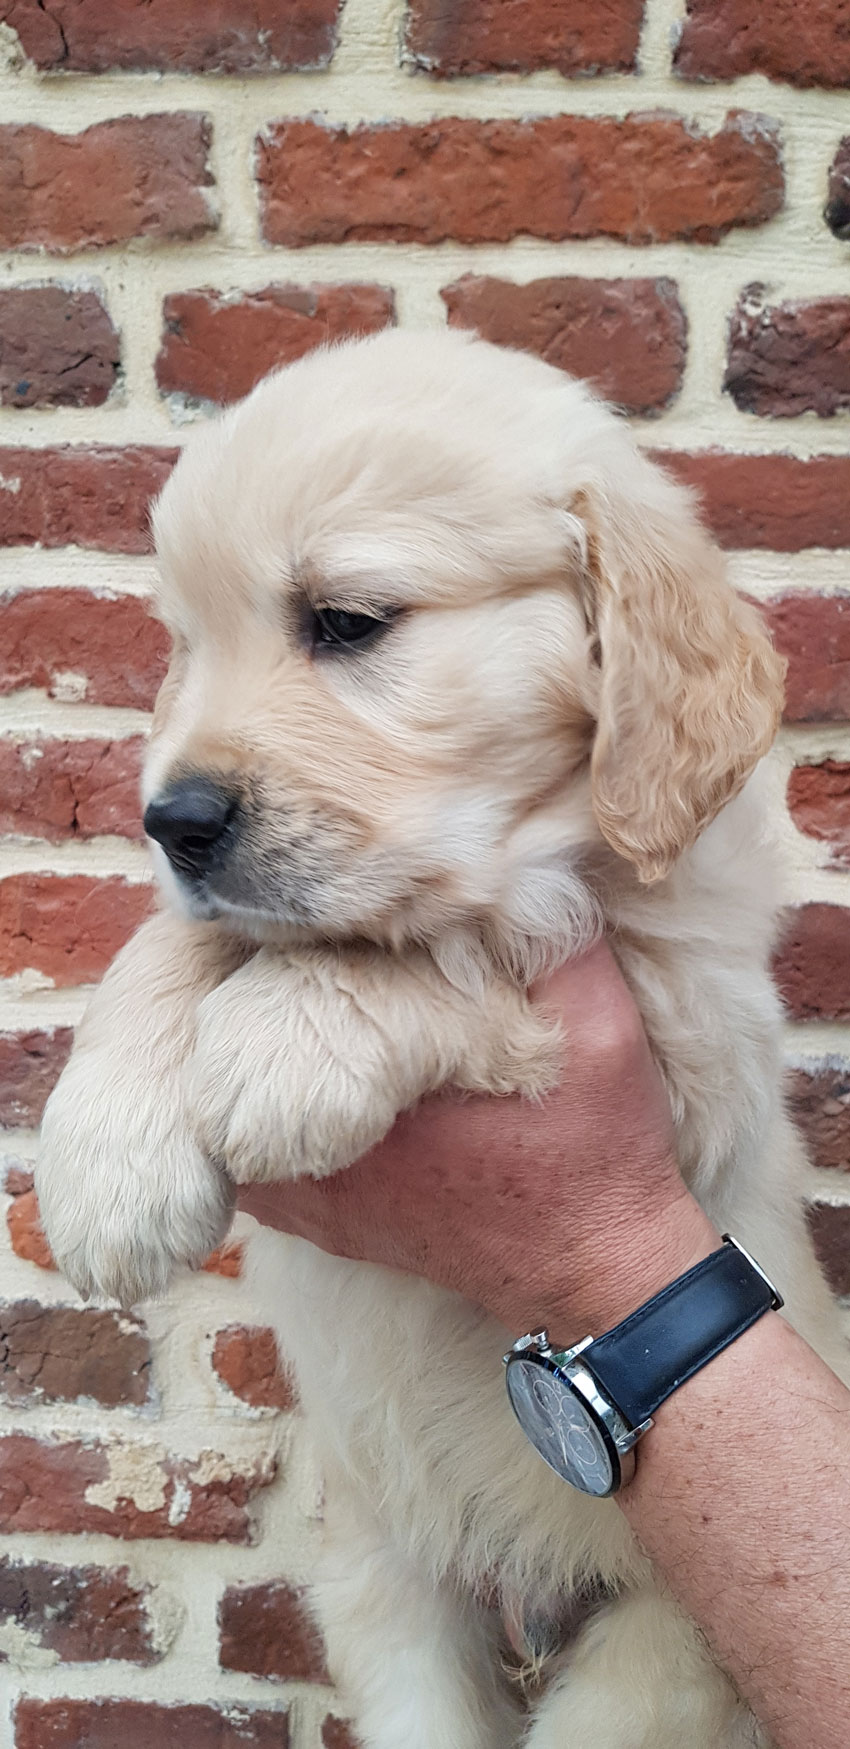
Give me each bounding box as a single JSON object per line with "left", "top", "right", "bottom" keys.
{"left": 1, "top": 0, "right": 341, "bottom": 72}
{"left": 0, "top": 1558, "right": 160, "bottom": 1664}
{"left": 212, "top": 1325, "right": 296, "bottom": 1410}
{"left": 405, "top": 0, "right": 644, "bottom": 76}
{"left": 14, "top": 1700, "right": 289, "bottom": 1749}
{"left": 725, "top": 289, "right": 850, "bottom": 417}
{"left": 0, "top": 1301, "right": 150, "bottom": 1408}
{"left": 0, "top": 589, "right": 169, "bottom": 707}
{"left": 0, "top": 873, "right": 153, "bottom": 986}
{"left": 321, "top": 1722, "right": 361, "bottom": 1749}
{"left": 258, "top": 114, "right": 783, "bottom": 249}
{"left": 0, "top": 1432, "right": 276, "bottom": 1541}
{"left": 0, "top": 1028, "right": 72, "bottom": 1127}
{"left": 0, "top": 286, "right": 119, "bottom": 410}
{"left": 219, "top": 1580, "right": 330, "bottom": 1683}
{"left": 787, "top": 762, "right": 850, "bottom": 865}
{"left": 806, "top": 1202, "right": 850, "bottom": 1297}
{"left": 442, "top": 274, "right": 686, "bottom": 416}
{"left": 0, "top": 448, "right": 177, "bottom": 553}
{"left": 0, "top": 736, "right": 144, "bottom": 841}
{"left": 774, "top": 903, "right": 850, "bottom": 1022}
{"left": 826, "top": 138, "right": 850, "bottom": 239}
{"left": 0, "top": 116, "right": 216, "bottom": 253}
{"left": 156, "top": 283, "right": 395, "bottom": 406}
{"left": 676, "top": 0, "right": 850, "bottom": 89}
{"left": 757, "top": 595, "right": 850, "bottom": 722}
{"left": 655, "top": 454, "right": 850, "bottom": 551}
{"left": 787, "top": 1061, "right": 850, "bottom": 1171}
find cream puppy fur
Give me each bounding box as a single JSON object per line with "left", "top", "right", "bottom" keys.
{"left": 37, "top": 331, "right": 848, "bottom": 1749}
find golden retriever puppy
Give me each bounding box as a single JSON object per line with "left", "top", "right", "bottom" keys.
{"left": 36, "top": 331, "right": 849, "bottom": 1749}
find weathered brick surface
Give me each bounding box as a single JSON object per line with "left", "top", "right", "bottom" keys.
{"left": 787, "top": 1062, "right": 850, "bottom": 1172}
{"left": 0, "top": 736, "right": 144, "bottom": 841}
{"left": 2, "top": 0, "right": 342, "bottom": 73}
{"left": 405, "top": 0, "right": 644, "bottom": 76}
{"left": 807, "top": 1203, "right": 850, "bottom": 1297}
{"left": 725, "top": 291, "right": 850, "bottom": 417}
{"left": 787, "top": 762, "right": 850, "bottom": 865}
{"left": 0, "top": 1432, "right": 276, "bottom": 1541}
{"left": 0, "top": 117, "right": 216, "bottom": 253}
{"left": 258, "top": 114, "right": 783, "bottom": 248}
{"left": 321, "top": 1721, "right": 361, "bottom": 1749}
{"left": 5, "top": 1175, "right": 54, "bottom": 1271}
{"left": 442, "top": 274, "right": 686, "bottom": 415}
{"left": 0, "top": 590, "right": 168, "bottom": 707}
{"left": 676, "top": 0, "right": 850, "bottom": 89}
{"left": 0, "top": 1558, "right": 160, "bottom": 1664}
{"left": 757, "top": 595, "right": 850, "bottom": 722}
{"left": 826, "top": 138, "right": 850, "bottom": 240}
{"left": 212, "top": 1324, "right": 296, "bottom": 1410}
{"left": 774, "top": 904, "right": 850, "bottom": 1023}
{"left": 14, "top": 1700, "right": 290, "bottom": 1749}
{"left": 0, "top": 449, "right": 177, "bottom": 553}
{"left": 219, "top": 1581, "right": 330, "bottom": 1682}
{"left": 0, "top": 1301, "right": 150, "bottom": 1407}
{"left": 0, "top": 1027, "right": 72, "bottom": 1126}
{"left": 0, "top": 287, "right": 120, "bottom": 410}
{"left": 656, "top": 454, "right": 850, "bottom": 551}
{"left": 0, "top": 873, "right": 153, "bottom": 985}
{"left": 156, "top": 284, "right": 395, "bottom": 406}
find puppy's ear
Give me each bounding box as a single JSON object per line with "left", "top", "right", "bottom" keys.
{"left": 576, "top": 445, "right": 785, "bottom": 884}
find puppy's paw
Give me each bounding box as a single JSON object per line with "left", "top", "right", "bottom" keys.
{"left": 189, "top": 968, "right": 398, "bottom": 1182}
{"left": 36, "top": 1064, "right": 234, "bottom": 1306}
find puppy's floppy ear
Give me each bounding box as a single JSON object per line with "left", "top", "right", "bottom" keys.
{"left": 575, "top": 443, "right": 785, "bottom": 884}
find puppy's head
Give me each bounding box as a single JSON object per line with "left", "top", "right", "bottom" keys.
{"left": 145, "top": 330, "right": 783, "bottom": 948}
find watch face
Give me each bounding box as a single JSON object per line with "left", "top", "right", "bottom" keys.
{"left": 506, "top": 1356, "right": 616, "bottom": 1497}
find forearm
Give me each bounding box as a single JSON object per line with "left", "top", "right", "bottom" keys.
{"left": 544, "top": 1200, "right": 850, "bottom": 1749}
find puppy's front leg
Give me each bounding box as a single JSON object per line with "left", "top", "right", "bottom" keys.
{"left": 36, "top": 912, "right": 249, "bottom": 1304}
{"left": 189, "top": 943, "right": 560, "bottom": 1184}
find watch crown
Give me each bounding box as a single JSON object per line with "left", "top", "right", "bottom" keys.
{"left": 504, "top": 1328, "right": 551, "bottom": 1365}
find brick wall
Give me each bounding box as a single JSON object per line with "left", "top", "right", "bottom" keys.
{"left": 1, "top": 0, "right": 850, "bottom": 1742}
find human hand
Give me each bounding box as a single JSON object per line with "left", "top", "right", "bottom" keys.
{"left": 237, "top": 942, "right": 717, "bottom": 1337}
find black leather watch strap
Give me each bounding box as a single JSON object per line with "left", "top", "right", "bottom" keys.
{"left": 581, "top": 1238, "right": 782, "bottom": 1428}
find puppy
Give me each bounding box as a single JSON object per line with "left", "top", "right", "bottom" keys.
{"left": 36, "top": 331, "right": 849, "bottom": 1749}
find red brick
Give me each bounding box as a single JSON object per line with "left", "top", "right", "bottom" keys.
{"left": 2, "top": 0, "right": 341, "bottom": 72}
{"left": 0, "top": 1432, "right": 276, "bottom": 1541}
{"left": 787, "top": 1061, "right": 850, "bottom": 1172}
{"left": 321, "top": 1722, "right": 361, "bottom": 1749}
{"left": 676, "top": 0, "right": 850, "bottom": 89}
{"left": 0, "top": 1028, "right": 72, "bottom": 1126}
{"left": 0, "top": 286, "right": 119, "bottom": 410}
{"left": 774, "top": 904, "right": 850, "bottom": 1022}
{"left": 219, "top": 1580, "right": 330, "bottom": 1683}
{"left": 756, "top": 595, "right": 850, "bottom": 722}
{"left": 212, "top": 1325, "right": 296, "bottom": 1411}
{"left": 725, "top": 290, "right": 850, "bottom": 418}
{"left": 0, "top": 1301, "right": 150, "bottom": 1408}
{"left": 806, "top": 1203, "right": 850, "bottom": 1297}
{"left": 0, "top": 1559, "right": 159, "bottom": 1664}
{"left": 0, "top": 737, "right": 144, "bottom": 842}
{"left": 156, "top": 283, "right": 395, "bottom": 407}
{"left": 257, "top": 113, "right": 783, "bottom": 249}
{"left": 6, "top": 1179, "right": 54, "bottom": 1272}
{"left": 0, "top": 588, "right": 168, "bottom": 707}
{"left": 405, "top": 0, "right": 643, "bottom": 75}
{"left": 442, "top": 274, "right": 686, "bottom": 416}
{"left": 788, "top": 762, "right": 850, "bottom": 865}
{"left": 826, "top": 138, "right": 850, "bottom": 240}
{"left": 0, "top": 874, "right": 153, "bottom": 986}
{"left": 0, "top": 448, "right": 177, "bottom": 553}
{"left": 655, "top": 453, "right": 850, "bottom": 551}
{"left": 14, "top": 1700, "right": 289, "bottom": 1749}
{"left": 0, "top": 116, "right": 215, "bottom": 253}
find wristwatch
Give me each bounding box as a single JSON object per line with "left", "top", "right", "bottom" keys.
{"left": 504, "top": 1235, "right": 782, "bottom": 1497}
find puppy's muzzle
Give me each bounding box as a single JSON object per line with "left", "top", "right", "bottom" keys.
{"left": 144, "top": 777, "right": 237, "bottom": 882}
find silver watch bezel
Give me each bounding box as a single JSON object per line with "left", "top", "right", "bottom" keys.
{"left": 504, "top": 1329, "right": 652, "bottom": 1496}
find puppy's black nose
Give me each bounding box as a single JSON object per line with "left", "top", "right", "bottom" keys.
{"left": 144, "top": 779, "right": 236, "bottom": 879}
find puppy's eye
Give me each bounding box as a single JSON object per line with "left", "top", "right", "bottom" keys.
{"left": 312, "top": 607, "right": 393, "bottom": 652}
